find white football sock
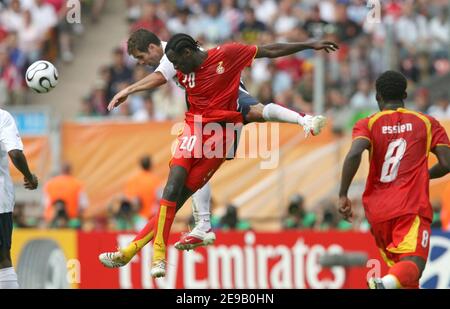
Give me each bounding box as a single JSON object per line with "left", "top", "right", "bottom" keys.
{"left": 381, "top": 274, "right": 401, "bottom": 289}
{"left": 262, "top": 103, "right": 306, "bottom": 126}
{"left": 0, "top": 267, "right": 19, "bottom": 289}
{"left": 192, "top": 182, "right": 212, "bottom": 231}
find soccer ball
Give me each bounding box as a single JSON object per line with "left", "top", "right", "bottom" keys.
{"left": 25, "top": 60, "right": 59, "bottom": 93}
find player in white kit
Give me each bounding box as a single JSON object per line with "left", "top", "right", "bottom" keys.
{"left": 0, "top": 109, "right": 38, "bottom": 289}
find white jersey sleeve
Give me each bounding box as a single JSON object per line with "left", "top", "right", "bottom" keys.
{"left": 154, "top": 54, "right": 177, "bottom": 82}
{"left": 0, "top": 110, "right": 23, "bottom": 152}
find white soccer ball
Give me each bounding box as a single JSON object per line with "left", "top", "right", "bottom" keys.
{"left": 25, "top": 60, "right": 59, "bottom": 93}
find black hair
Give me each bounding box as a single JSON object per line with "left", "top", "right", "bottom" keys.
{"left": 165, "top": 33, "right": 200, "bottom": 54}
{"left": 140, "top": 155, "right": 152, "bottom": 171}
{"left": 127, "top": 29, "right": 161, "bottom": 54}
{"left": 375, "top": 70, "right": 407, "bottom": 102}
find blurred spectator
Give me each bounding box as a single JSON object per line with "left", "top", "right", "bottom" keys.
{"left": 49, "top": 199, "right": 70, "bottom": 228}
{"left": 132, "top": 93, "right": 158, "bottom": 121}
{"left": 124, "top": 155, "right": 161, "bottom": 218}
{"left": 217, "top": 203, "right": 251, "bottom": 230}
{"left": 166, "top": 7, "right": 196, "bottom": 36}
{"left": 429, "top": 10, "right": 450, "bottom": 56}
{"left": 304, "top": 5, "right": 329, "bottom": 38}
{"left": 77, "top": 94, "right": 99, "bottom": 118}
{"left": 198, "top": 1, "right": 231, "bottom": 43}
{"left": 349, "top": 78, "right": 376, "bottom": 111}
{"left": 43, "top": 162, "right": 88, "bottom": 228}
{"left": 12, "top": 203, "right": 28, "bottom": 228}
{"left": 238, "top": 6, "right": 266, "bottom": 44}
{"left": 314, "top": 198, "right": 352, "bottom": 231}
{"left": 107, "top": 196, "right": 146, "bottom": 231}
{"left": 428, "top": 93, "right": 450, "bottom": 119}
{"left": 395, "top": 1, "right": 428, "bottom": 51}
{"left": 1, "top": 0, "right": 23, "bottom": 33}
{"left": 273, "top": 0, "right": 298, "bottom": 39}
{"left": 333, "top": 2, "right": 362, "bottom": 42}
{"left": 282, "top": 194, "right": 315, "bottom": 229}
{"left": 107, "top": 48, "right": 133, "bottom": 102}
{"left": 412, "top": 88, "right": 429, "bottom": 113}
{"left": 0, "top": 46, "right": 23, "bottom": 105}
{"left": 130, "top": 2, "right": 166, "bottom": 37}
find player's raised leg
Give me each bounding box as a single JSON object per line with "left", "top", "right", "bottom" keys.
{"left": 99, "top": 216, "right": 156, "bottom": 268}
{"left": 99, "top": 180, "right": 195, "bottom": 268}
{"left": 260, "top": 103, "right": 326, "bottom": 137}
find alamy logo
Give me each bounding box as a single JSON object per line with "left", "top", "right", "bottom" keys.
{"left": 66, "top": 0, "right": 81, "bottom": 24}
{"left": 366, "top": 0, "right": 381, "bottom": 24}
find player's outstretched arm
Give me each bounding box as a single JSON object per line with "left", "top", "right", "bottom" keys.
{"left": 338, "top": 138, "right": 370, "bottom": 221}
{"left": 8, "top": 150, "right": 38, "bottom": 190}
{"left": 429, "top": 145, "right": 450, "bottom": 179}
{"left": 107, "top": 72, "right": 167, "bottom": 111}
{"left": 255, "top": 40, "right": 339, "bottom": 59}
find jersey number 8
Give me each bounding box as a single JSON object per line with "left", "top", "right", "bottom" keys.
{"left": 380, "top": 138, "right": 407, "bottom": 183}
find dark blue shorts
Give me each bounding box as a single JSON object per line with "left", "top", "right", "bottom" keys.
{"left": 237, "top": 83, "right": 259, "bottom": 124}
{"left": 226, "top": 84, "right": 259, "bottom": 160}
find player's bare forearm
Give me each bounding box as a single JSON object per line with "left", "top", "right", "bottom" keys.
{"left": 429, "top": 163, "right": 448, "bottom": 179}
{"left": 128, "top": 72, "right": 167, "bottom": 94}
{"left": 8, "top": 149, "right": 34, "bottom": 181}
{"left": 255, "top": 40, "right": 338, "bottom": 58}
{"left": 339, "top": 153, "right": 362, "bottom": 197}
{"left": 339, "top": 138, "right": 370, "bottom": 197}
{"left": 430, "top": 145, "right": 450, "bottom": 179}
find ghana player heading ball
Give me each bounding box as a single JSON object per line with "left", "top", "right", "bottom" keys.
{"left": 148, "top": 33, "right": 338, "bottom": 278}
{"left": 99, "top": 30, "right": 337, "bottom": 269}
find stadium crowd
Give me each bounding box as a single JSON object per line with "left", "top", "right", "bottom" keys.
{"left": 0, "top": 0, "right": 105, "bottom": 105}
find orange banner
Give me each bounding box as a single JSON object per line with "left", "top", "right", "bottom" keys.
{"left": 10, "top": 136, "right": 51, "bottom": 183}
{"left": 61, "top": 121, "right": 176, "bottom": 217}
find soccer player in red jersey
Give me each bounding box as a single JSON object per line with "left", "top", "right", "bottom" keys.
{"left": 338, "top": 70, "right": 450, "bottom": 289}
{"left": 148, "top": 33, "right": 338, "bottom": 278}
{"left": 98, "top": 30, "right": 332, "bottom": 269}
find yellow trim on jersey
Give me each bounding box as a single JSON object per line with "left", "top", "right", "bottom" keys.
{"left": 436, "top": 143, "right": 450, "bottom": 147}
{"left": 154, "top": 206, "right": 168, "bottom": 262}
{"left": 252, "top": 45, "right": 258, "bottom": 61}
{"left": 396, "top": 108, "right": 432, "bottom": 156}
{"left": 367, "top": 108, "right": 432, "bottom": 156}
{"left": 353, "top": 136, "right": 371, "bottom": 142}
{"left": 387, "top": 215, "right": 420, "bottom": 254}
{"left": 368, "top": 110, "right": 397, "bottom": 131}
{"left": 378, "top": 248, "right": 395, "bottom": 267}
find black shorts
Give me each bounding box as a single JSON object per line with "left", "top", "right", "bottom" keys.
{"left": 0, "top": 212, "right": 13, "bottom": 252}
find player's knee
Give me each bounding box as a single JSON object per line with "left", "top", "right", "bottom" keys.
{"left": 400, "top": 256, "right": 426, "bottom": 277}
{"left": 0, "top": 249, "right": 12, "bottom": 268}
{"left": 162, "top": 182, "right": 180, "bottom": 201}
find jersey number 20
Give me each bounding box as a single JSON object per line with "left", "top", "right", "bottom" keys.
{"left": 182, "top": 73, "right": 196, "bottom": 88}
{"left": 380, "top": 138, "right": 407, "bottom": 183}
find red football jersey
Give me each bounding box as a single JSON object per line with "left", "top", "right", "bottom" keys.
{"left": 176, "top": 43, "right": 258, "bottom": 124}
{"left": 353, "top": 108, "right": 449, "bottom": 224}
